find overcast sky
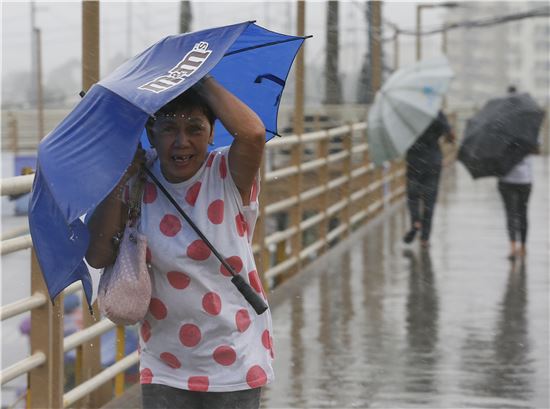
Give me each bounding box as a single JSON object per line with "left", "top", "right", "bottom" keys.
{"left": 1, "top": 0, "right": 447, "bottom": 83}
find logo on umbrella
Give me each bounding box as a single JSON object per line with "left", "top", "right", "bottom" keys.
{"left": 139, "top": 41, "right": 212, "bottom": 93}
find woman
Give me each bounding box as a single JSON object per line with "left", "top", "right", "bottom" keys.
{"left": 402, "top": 110, "right": 455, "bottom": 247}
{"left": 86, "top": 75, "right": 273, "bottom": 409}
{"left": 498, "top": 151, "right": 537, "bottom": 260}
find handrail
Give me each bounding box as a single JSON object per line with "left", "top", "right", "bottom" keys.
{"left": 0, "top": 352, "right": 46, "bottom": 385}
{"left": 1, "top": 223, "right": 30, "bottom": 241}
{"left": 1, "top": 234, "right": 33, "bottom": 255}
{"left": 64, "top": 319, "right": 116, "bottom": 352}
{"left": 0, "top": 174, "right": 34, "bottom": 196}
{"left": 63, "top": 351, "right": 139, "bottom": 407}
{"left": 0, "top": 293, "right": 47, "bottom": 321}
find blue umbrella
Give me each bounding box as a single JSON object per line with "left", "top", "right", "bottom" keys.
{"left": 29, "top": 21, "right": 307, "bottom": 307}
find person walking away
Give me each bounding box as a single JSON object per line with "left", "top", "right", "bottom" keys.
{"left": 403, "top": 110, "right": 455, "bottom": 247}
{"left": 86, "top": 75, "right": 273, "bottom": 409}
{"left": 497, "top": 85, "right": 540, "bottom": 261}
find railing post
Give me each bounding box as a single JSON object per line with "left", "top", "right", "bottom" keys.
{"left": 542, "top": 105, "right": 550, "bottom": 155}
{"left": 363, "top": 127, "right": 373, "bottom": 219}
{"left": 289, "top": 0, "right": 305, "bottom": 277}
{"left": 7, "top": 112, "right": 19, "bottom": 153}
{"left": 319, "top": 132, "right": 329, "bottom": 252}
{"left": 256, "top": 159, "right": 271, "bottom": 292}
{"left": 343, "top": 125, "right": 353, "bottom": 235}
{"left": 28, "top": 249, "right": 63, "bottom": 409}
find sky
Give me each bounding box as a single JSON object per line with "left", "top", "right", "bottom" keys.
{"left": 1, "top": 0, "right": 448, "bottom": 105}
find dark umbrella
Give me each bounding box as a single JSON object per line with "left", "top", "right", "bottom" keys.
{"left": 458, "top": 93, "right": 544, "bottom": 179}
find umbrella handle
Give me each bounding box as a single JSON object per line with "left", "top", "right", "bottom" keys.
{"left": 231, "top": 275, "right": 268, "bottom": 315}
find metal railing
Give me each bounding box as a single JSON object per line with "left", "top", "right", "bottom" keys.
{"left": 1, "top": 118, "right": 458, "bottom": 408}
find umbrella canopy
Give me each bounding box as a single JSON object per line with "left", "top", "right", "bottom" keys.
{"left": 367, "top": 56, "right": 454, "bottom": 166}
{"left": 29, "top": 21, "right": 306, "bottom": 306}
{"left": 458, "top": 93, "right": 544, "bottom": 179}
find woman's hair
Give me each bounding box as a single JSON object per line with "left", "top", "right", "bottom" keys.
{"left": 147, "top": 88, "right": 216, "bottom": 129}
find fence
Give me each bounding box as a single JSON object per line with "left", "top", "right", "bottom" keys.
{"left": 0, "top": 113, "right": 466, "bottom": 408}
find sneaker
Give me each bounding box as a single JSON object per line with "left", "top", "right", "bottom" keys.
{"left": 403, "top": 229, "right": 417, "bottom": 244}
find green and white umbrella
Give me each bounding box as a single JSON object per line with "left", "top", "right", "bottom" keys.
{"left": 367, "top": 56, "right": 454, "bottom": 166}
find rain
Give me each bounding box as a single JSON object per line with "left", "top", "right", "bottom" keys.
{"left": 1, "top": 2, "right": 549, "bottom": 409}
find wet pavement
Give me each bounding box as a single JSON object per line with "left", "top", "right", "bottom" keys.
{"left": 4, "top": 158, "right": 549, "bottom": 409}
{"left": 262, "top": 158, "right": 549, "bottom": 409}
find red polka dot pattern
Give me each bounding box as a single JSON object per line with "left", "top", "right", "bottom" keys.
{"left": 220, "top": 156, "right": 227, "bottom": 178}
{"left": 187, "top": 240, "right": 211, "bottom": 261}
{"left": 140, "top": 368, "right": 153, "bottom": 384}
{"left": 261, "top": 330, "right": 271, "bottom": 350}
{"left": 160, "top": 214, "right": 181, "bottom": 237}
{"left": 141, "top": 320, "right": 151, "bottom": 342}
{"left": 167, "top": 271, "right": 191, "bottom": 290}
{"left": 207, "top": 200, "right": 224, "bottom": 224}
{"left": 235, "top": 309, "right": 251, "bottom": 332}
{"left": 179, "top": 324, "right": 202, "bottom": 347}
{"left": 149, "top": 298, "right": 167, "bottom": 320}
{"left": 235, "top": 213, "right": 248, "bottom": 237}
{"left": 213, "top": 345, "right": 236, "bottom": 366}
{"left": 246, "top": 365, "right": 267, "bottom": 388}
{"left": 220, "top": 256, "right": 243, "bottom": 277}
{"left": 202, "top": 292, "right": 222, "bottom": 315}
{"left": 188, "top": 376, "right": 209, "bottom": 392}
{"left": 160, "top": 352, "right": 181, "bottom": 369}
{"left": 248, "top": 270, "right": 262, "bottom": 294}
{"left": 185, "top": 182, "right": 201, "bottom": 206}
{"left": 206, "top": 153, "right": 215, "bottom": 167}
{"left": 143, "top": 182, "right": 157, "bottom": 204}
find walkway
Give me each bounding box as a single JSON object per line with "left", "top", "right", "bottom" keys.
{"left": 103, "top": 157, "right": 549, "bottom": 408}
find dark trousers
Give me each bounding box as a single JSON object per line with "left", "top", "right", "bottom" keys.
{"left": 142, "top": 384, "right": 262, "bottom": 409}
{"left": 406, "top": 170, "right": 441, "bottom": 241}
{"left": 498, "top": 181, "right": 532, "bottom": 244}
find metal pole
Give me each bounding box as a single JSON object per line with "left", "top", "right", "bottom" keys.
{"left": 394, "top": 29, "right": 399, "bottom": 70}
{"left": 30, "top": 1, "right": 37, "bottom": 108}
{"left": 35, "top": 28, "right": 45, "bottom": 143}
{"left": 442, "top": 26, "right": 448, "bottom": 54}
{"left": 416, "top": 5, "right": 422, "bottom": 61}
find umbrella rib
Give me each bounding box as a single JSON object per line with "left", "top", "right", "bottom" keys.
{"left": 224, "top": 36, "right": 311, "bottom": 57}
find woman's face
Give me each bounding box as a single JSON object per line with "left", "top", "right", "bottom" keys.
{"left": 149, "top": 107, "right": 213, "bottom": 183}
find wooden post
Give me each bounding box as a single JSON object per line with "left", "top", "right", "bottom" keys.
{"left": 28, "top": 250, "right": 63, "bottom": 409}
{"left": 7, "top": 112, "right": 19, "bottom": 153}
{"left": 256, "top": 160, "right": 270, "bottom": 292}
{"left": 343, "top": 126, "right": 353, "bottom": 235}
{"left": 320, "top": 132, "right": 329, "bottom": 252}
{"left": 114, "top": 326, "right": 126, "bottom": 396}
{"left": 80, "top": 2, "right": 111, "bottom": 407}
{"left": 289, "top": 0, "right": 305, "bottom": 276}
{"left": 370, "top": 1, "right": 382, "bottom": 93}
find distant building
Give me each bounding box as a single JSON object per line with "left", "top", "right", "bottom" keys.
{"left": 445, "top": 1, "right": 550, "bottom": 107}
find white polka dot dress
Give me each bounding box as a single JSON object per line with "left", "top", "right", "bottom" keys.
{"left": 136, "top": 147, "right": 274, "bottom": 392}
